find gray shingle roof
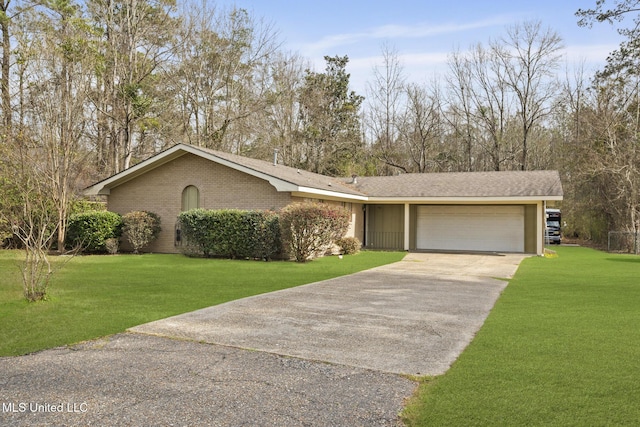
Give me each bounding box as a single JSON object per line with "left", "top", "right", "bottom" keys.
{"left": 198, "top": 147, "right": 562, "bottom": 199}
{"left": 86, "top": 143, "right": 563, "bottom": 200}
{"left": 343, "top": 170, "right": 563, "bottom": 198}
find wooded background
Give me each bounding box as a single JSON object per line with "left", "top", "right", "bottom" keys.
{"left": 1, "top": 0, "right": 639, "bottom": 249}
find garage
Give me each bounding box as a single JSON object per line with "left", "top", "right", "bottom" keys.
{"left": 416, "top": 205, "right": 525, "bottom": 253}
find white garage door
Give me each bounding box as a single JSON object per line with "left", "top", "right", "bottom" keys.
{"left": 416, "top": 205, "right": 524, "bottom": 252}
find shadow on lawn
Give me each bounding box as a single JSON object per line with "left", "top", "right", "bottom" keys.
{"left": 606, "top": 256, "right": 640, "bottom": 263}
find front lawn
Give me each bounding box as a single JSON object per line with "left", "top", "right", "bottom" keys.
{"left": 0, "top": 250, "right": 405, "bottom": 357}
{"left": 403, "top": 246, "right": 640, "bottom": 426}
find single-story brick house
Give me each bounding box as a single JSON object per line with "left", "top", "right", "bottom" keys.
{"left": 85, "top": 143, "right": 563, "bottom": 255}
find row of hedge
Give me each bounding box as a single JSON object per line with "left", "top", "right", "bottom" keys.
{"left": 178, "top": 204, "right": 359, "bottom": 261}
{"left": 67, "top": 203, "right": 361, "bottom": 261}
{"left": 178, "top": 209, "right": 281, "bottom": 260}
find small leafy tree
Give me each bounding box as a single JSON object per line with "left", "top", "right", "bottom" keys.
{"left": 1, "top": 167, "right": 60, "bottom": 301}
{"left": 122, "top": 211, "right": 161, "bottom": 254}
{"left": 8, "top": 180, "right": 59, "bottom": 301}
{"left": 279, "top": 203, "right": 350, "bottom": 262}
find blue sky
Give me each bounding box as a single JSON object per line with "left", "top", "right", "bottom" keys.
{"left": 219, "top": 0, "right": 626, "bottom": 93}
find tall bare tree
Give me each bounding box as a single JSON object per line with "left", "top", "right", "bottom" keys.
{"left": 495, "top": 21, "right": 563, "bottom": 170}
{"left": 393, "top": 82, "right": 446, "bottom": 173}
{"left": 445, "top": 49, "right": 479, "bottom": 171}
{"left": 257, "top": 50, "right": 307, "bottom": 166}
{"left": 444, "top": 21, "right": 562, "bottom": 171}
{"left": 366, "top": 43, "right": 406, "bottom": 175}
{"left": 586, "top": 81, "right": 639, "bottom": 237}
{"left": 447, "top": 43, "right": 514, "bottom": 170}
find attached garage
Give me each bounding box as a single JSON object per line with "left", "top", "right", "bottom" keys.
{"left": 416, "top": 205, "right": 525, "bottom": 253}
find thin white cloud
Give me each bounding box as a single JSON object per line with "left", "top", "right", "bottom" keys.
{"left": 296, "top": 15, "right": 520, "bottom": 55}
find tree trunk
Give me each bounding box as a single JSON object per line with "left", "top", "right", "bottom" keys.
{"left": 1, "top": 0, "right": 12, "bottom": 136}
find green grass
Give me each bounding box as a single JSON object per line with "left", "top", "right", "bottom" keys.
{"left": 0, "top": 250, "right": 405, "bottom": 357}
{"left": 403, "top": 246, "right": 640, "bottom": 426}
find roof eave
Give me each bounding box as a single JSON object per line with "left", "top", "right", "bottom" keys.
{"left": 292, "top": 188, "right": 369, "bottom": 201}
{"left": 365, "top": 195, "right": 563, "bottom": 203}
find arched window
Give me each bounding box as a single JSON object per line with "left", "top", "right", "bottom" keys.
{"left": 181, "top": 185, "right": 200, "bottom": 211}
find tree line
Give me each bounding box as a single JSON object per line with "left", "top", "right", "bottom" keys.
{"left": 1, "top": 0, "right": 640, "bottom": 252}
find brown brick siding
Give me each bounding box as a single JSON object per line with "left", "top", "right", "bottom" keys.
{"left": 108, "top": 153, "right": 292, "bottom": 253}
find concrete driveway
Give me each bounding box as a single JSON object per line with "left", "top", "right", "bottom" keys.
{"left": 131, "top": 252, "right": 527, "bottom": 376}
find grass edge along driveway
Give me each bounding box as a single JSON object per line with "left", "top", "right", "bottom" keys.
{"left": 402, "top": 246, "right": 640, "bottom": 427}
{"left": 0, "top": 250, "right": 405, "bottom": 357}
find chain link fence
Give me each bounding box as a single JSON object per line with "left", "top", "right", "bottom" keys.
{"left": 608, "top": 231, "right": 640, "bottom": 254}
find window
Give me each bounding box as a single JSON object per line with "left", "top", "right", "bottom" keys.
{"left": 181, "top": 185, "right": 199, "bottom": 211}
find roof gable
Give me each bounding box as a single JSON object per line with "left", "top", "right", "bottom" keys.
{"left": 84, "top": 144, "right": 367, "bottom": 199}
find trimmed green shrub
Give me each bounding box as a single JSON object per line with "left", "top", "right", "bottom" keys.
{"left": 241, "top": 210, "right": 281, "bottom": 260}
{"left": 66, "top": 211, "right": 123, "bottom": 253}
{"left": 253, "top": 211, "right": 282, "bottom": 261}
{"left": 279, "top": 203, "right": 351, "bottom": 262}
{"left": 336, "top": 237, "right": 361, "bottom": 255}
{"left": 122, "top": 211, "right": 162, "bottom": 254}
{"left": 177, "top": 209, "right": 214, "bottom": 257}
{"left": 178, "top": 209, "right": 281, "bottom": 260}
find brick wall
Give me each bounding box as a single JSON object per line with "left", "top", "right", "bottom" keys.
{"left": 108, "top": 153, "right": 292, "bottom": 253}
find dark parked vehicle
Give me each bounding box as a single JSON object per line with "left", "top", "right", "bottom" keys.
{"left": 545, "top": 208, "right": 561, "bottom": 245}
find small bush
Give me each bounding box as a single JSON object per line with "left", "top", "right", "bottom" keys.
{"left": 105, "top": 238, "right": 119, "bottom": 255}
{"left": 279, "top": 203, "right": 350, "bottom": 262}
{"left": 337, "top": 237, "right": 361, "bottom": 255}
{"left": 67, "top": 211, "right": 123, "bottom": 253}
{"left": 122, "top": 211, "right": 161, "bottom": 254}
